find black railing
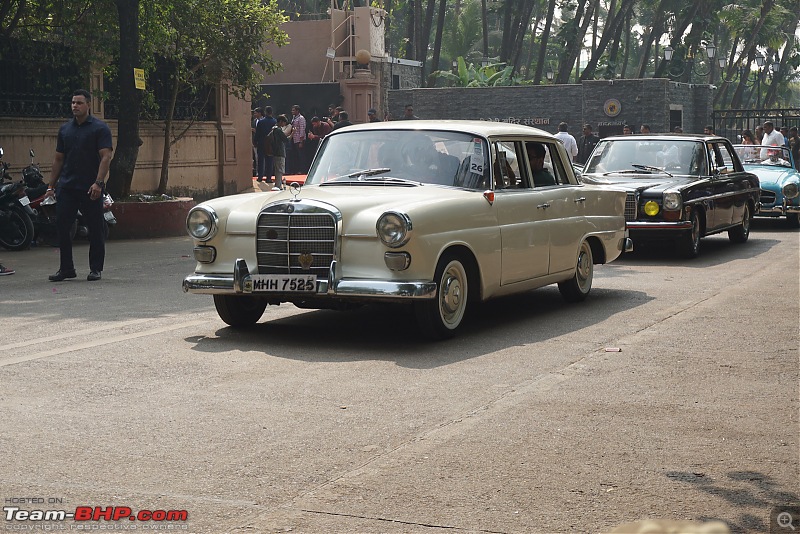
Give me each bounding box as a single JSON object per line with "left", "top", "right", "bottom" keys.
{"left": 713, "top": 108, "right": 800, "bottom": 143}
{"left": 0, "top": 40, "right": 83, "bottom": 118}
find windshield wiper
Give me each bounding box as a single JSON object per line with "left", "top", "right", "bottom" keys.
{"left": 361, "top": 176, "right": 421, "bottom": 185}
{"left": 339, "top": 168, "right": 392, "bottom": 180}
{"left": 602, "top": 165, "right": 673, "bottom": 177}
{"left": 631, "top": 164, "right": 673, "bottom": 177}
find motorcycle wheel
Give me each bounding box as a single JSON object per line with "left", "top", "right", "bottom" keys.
{"left": 0, "top": 204, "right": 34, "bottom": 251}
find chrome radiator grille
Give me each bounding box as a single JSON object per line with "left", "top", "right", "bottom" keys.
{"left": 256, "top": 207, "right": 336, "bottom": 276}
{"left": 624, "top": 193, "right": 638, "bottom": 221}
{"left": 760, "top": 189, "right": 776, "bottom": 206}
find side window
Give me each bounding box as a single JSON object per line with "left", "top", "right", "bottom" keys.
{"left": 524, "top": 141, "right": 564, "bottom": 188}
{"left": 492, "top": 141, "right": 523, "bottom": 189}
{"left": 544, "top": 142, "right": 570, "bottom": 185}
{"left": 709, "top": 142, "right": 736, "bottom": 173}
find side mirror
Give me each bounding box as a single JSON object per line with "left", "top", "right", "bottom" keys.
{"left": 29, "top": 149, "right": 35, "bottom": 158}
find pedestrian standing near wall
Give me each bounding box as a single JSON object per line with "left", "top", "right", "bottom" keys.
{"left": 288, "top": 105, "right": 307, "bottom": 174}
{"left": 554, "top": 122, "right": 578, "bottom": 162}
{"left": 45, "top": 89, "right": 113, "bottom": 282}
{"left": 576, "top": 124, "right": 600, "bottom": 165}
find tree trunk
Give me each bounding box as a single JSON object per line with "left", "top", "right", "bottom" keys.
{"left": 510, "top": 0, "right": 535, "bottom": 75}
{"left": 157, "top": 69, "right": 180, "bottom": 195}
{"left": 653, "top": 0, "right": 704, "bottom": 78}
{"left": 581, "top": 0, "right": 635, "bottom": 80}
{"left": 108, "top": 0, "right": 141, "bottom": 199}
{"left": 728, "top": 0, "right": 775, "bottom": 109}
{"left": 763, "top": 1, "right": 799, "bottom": 108}
{"left": 481, "top": 0, "right": 489, "bottom": 60}
{"left": 428, "top": 0, "right": 447, "bottom": 86}
{"left": 420, "top": 0, "right": 436, "bottom": 84}
{"left": 533, "top": 0, "right": 557, "bottom": 84}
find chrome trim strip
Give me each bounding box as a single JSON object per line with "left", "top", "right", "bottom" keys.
{"left": 627, "top": 221, "right": 693, "bottom": 230}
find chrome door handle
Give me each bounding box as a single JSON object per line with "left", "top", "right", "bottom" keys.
{"left": 537, "top": 203, "right": 550, "bottom": 209}
{"left": 574, "top": 197, "right": 586, "bottom": 203}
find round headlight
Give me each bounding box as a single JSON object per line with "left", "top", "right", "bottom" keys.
{"left": 663, "top": 192, "right": 682, "bottom": 211}
{"left": 187, "top": 207, "right": 218, "bottom": 241}
{"left": 377, "top": 212, "right": 411, "bottom": 248}
{"left": 782, "top": 182, "right": 799, "bottom": 199}
{"left": 643, "top": 200, "right": 660, "bottom": 216}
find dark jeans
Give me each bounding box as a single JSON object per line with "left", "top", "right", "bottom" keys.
{"left": 287, "top": 142, "right": 307, "bottom": 175}
{"left": 56, "top": 187, "right": 105, "bottom": 273}
{"left": 256, "top": 148, "right": 273, "bottom": 181}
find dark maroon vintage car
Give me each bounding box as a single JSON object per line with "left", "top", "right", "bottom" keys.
{"left": 580, "top": 134, "right": 760, "bottom": 258}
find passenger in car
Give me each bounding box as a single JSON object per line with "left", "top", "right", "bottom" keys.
{"left": 526, "top": 142, "right": 556, "bottom": 187}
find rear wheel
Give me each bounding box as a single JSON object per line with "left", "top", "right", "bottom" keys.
{"left": 0, "top": 205, "right": 34, "bottom": 251}
{"left": 213, "top": 295, "right": 267, "bottom": 327}
{"left": 558, "top": 240, "right": 594, "bottom": 302}
{"left": 678, "top": 209, "right": 702, "bottom": 258}
{"left": 414, "top": 254, "right": 470, "bottom": 340}
{"left": 728, "top": 203, "right": 751, "bottom": 243}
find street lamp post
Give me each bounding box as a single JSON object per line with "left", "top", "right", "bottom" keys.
{"left": 663, "top": 44, "right": 717, "bottom": 79}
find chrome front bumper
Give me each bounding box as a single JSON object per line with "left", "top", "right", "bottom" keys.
{"left": 183, "top": 258, "right": 437, "bottom": 300}
{"left": 758, "top": 202, "right": 800, "bottom": 216}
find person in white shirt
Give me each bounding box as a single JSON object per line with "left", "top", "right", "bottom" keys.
{"left": 760, "top": 121, "right": 785, "bottom": 159}
{"left": 554, "top": 122, "right": 578, "bottom": 162}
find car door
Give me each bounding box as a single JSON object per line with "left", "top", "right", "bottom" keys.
{"left": 707, "top": 140, "right": 742, "bottom": 228}
{"left": 492, "top": 140, "right": 551, "bottom": 285}
{"left": 537, "top": 142, "right": 587, "bottom": 275}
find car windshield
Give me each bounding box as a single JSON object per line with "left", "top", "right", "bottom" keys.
{"left": 584, "top": 139, "right": 707, "bottom": 177}
{"left": 734, "top": 145, "right": 793, "bottom": 168}
{"left": 305, "top": 130, "right": 490, "bottom": 189}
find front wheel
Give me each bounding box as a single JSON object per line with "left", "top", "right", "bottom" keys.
{"left": 678, "top": 209, "right": 702, "bottom": 258}
{"left": 0, "top": 204, "right": 34, "bottom": 251}
{"left": 213, "top": 295, "right": 268, "bottom": 327}
{"left": 787, "top": 213, "right": 800, "bottom": 229}
{"left": 558, "top": 240, "right": 593, "bottom": 302}
{"left": 414, "top": 254, "right": 470, "bottom": 340}
{"left": 728, "top": 203, "right": 751, "bottom": 243}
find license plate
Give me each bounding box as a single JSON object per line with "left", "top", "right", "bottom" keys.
{"left": 18, "top": 196, "right": 30, "bottom": 206}
{"left": 245, "top": 275, "right": 317, "bottom": 293}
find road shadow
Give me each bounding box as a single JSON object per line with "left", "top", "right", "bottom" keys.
{"left": 664, "top": 470, "right": 800, "bottom": 532}
{"left": 185, "top": 286, "right": 653, "bottom": 369}
{"left": 618, "top": 234, "right": 781, "bottom": 267}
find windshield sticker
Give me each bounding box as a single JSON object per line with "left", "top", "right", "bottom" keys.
{"left": 470, "top": 140, "right": 485, "bottom": 175}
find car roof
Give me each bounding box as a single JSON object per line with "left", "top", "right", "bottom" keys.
{"left": 329, "top": 119, "right": 555, "bottom": 139}
{"left": 599, "top": 134, "right": 727, "bottom": 143}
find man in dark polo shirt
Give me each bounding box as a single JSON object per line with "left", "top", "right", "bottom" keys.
{"left": 44, "top": 89, "right": 113, "bottom": 282}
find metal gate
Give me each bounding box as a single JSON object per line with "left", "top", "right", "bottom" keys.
{"left": 713, "top": 108, "right": 800, "bottom": 143}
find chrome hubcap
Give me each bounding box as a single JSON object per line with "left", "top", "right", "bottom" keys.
{"left": 441, "top": 272, "right": 462, "bottom": 316}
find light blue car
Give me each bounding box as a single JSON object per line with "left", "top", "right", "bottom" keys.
{"left": 735, "top": 144, "right": 800, "bottom": 228}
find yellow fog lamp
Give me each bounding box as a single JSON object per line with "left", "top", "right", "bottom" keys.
{"left": 643, "top": 201, "right": 660, "bottom": 216}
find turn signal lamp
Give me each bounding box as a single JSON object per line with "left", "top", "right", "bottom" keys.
{"left": 643, "top": 201, "right": 660, "bottom": 217}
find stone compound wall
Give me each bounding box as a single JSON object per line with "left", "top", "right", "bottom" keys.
{"left": 390, "top": 79, "right": 713, "bottom": 140}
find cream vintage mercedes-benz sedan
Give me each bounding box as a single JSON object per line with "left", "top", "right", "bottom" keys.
{"left": 183, "top": 120, "right": 632, "bottom": 339}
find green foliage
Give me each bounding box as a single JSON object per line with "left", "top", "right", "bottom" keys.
{"left": 430, "top": 56, "right": 522, "bottom": 87}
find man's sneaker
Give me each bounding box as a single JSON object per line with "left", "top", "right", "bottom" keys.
{"left": 49, "top": 269, "right": 77, "bottom": 282}
{"left": 87, "top": 270, "right": 102, "bottom": 281}
{"left": 0, "top": 264, "right": 14, "bottom": 276}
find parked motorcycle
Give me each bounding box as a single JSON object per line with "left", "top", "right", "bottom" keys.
{"left": 21, "top": 149, "right": 74, "bottom": 247}
{"left": 22, "top": 149, "right": 116, "bottom": 245}
{"left": 0, "top": 148, "right": 36, "bottom": 251}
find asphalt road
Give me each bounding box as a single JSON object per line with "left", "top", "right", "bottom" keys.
{"left": 0, "top": 219, "right": 797, "bottom": 533}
